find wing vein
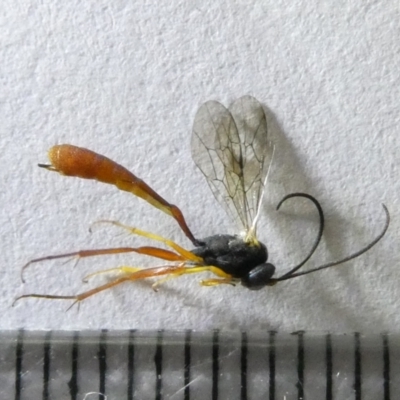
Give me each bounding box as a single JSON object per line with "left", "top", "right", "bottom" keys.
{"left": 191, "top": 96, "right": 274, "bottom": 240}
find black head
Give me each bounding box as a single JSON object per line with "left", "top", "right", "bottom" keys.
{"left": 241, "top": 263, "right": 276, "bottom": 290}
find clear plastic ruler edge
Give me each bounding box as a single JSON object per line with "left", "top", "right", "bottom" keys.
{"left": 0, "top": 329, "right": 398, "bottom": 400}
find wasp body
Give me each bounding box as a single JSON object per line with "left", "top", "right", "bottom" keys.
{"left": 16, "top": 96, "right": 389, "bottom": 307}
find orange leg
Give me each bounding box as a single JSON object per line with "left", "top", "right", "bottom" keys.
{"left": 15, "top": 264, "right": 233, "bottom": 307}
{"left": 82, "top": 266, "right": 143, "bottom": 282}
{"left": 21, "top": 246, "right": 185, "bottom": 282}
{"left": 15, "top": 264, "right": 189, "bottom": 308}
{"left": 15, "top": 265, "right": 180, "bottom": 305}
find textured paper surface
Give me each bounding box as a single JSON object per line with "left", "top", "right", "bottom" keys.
{"left": 2, "top": 1, "right": 400, "bottom": 332}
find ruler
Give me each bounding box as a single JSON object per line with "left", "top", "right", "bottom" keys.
{"left": 1, "top": 330, "right": 398, "bottom": 400}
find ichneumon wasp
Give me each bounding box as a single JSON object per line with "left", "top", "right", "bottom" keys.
{"left": 15, "top": 96, "right": 390, "bottom": 307}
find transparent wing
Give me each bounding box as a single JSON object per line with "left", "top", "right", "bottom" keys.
{"left": 191, "top": 96, "right": 274, "bottom": 239}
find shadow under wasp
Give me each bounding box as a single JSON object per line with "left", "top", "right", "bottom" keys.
{"left": 15, "top": 96, "right": 390, "bottom": 308}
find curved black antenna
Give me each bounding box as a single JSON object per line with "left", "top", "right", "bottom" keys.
{"left": 274, "top": 193, "right": 325, "bottom": 281}
{"left": 276, "top": 204, "right": 390, "bottom": 282}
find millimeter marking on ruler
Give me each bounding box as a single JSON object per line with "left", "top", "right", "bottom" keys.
{"left": 154, "top": 330, "right": 163, "bottom": 400}
{"left": 296, "top": 331, "right": 304, "bottom": 400}
{"left": 69, "top": 331, "right": 79, "bottom": 400}
{"left": 383, "top": 333, "right": 390, "bottom": 400}
{"left": 127, "top": 329, "right": 135, "bottom": 400}
{"left": 42, "top": 331, "right": 51, "bottom": 400}
{"left": 354, "top": 332, "right": 361, "bottom": 400}
{"left": 325, "top": 334, "right": 333, "bottom": 400}
{"left": 240, "top": 331, "right": 248, "bottom": 400}
{"left": 268, "top": 330, "right": 276, "bottom": 400}
{"left": 184, "top": 330, "right": 191, "bottom": 400}
{"left": 15, "top": 329, "right": 23, "bottom": 400}
{"left": 98, "top": 329, "right": 107, "bottom": 400}
{"left": 212, "top": 329, "right": 219, "bottom": 400}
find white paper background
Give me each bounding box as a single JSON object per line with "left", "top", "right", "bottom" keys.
{"left": 2, "top": 0, "right": 399, "bottom": 332}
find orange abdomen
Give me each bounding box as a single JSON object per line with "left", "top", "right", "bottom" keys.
{"left": 46, "top": 143, "right": 197, "bottom": 244}
{"left": 48, "top": 144, "right": 136, "bottom": 185}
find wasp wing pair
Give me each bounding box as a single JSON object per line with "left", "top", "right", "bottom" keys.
{"left": 16, "top": 96, "right": 389, "bottom": 306}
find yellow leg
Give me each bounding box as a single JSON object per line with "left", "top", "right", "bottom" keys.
{"left": 83, "top": 263, "right": 231, "bottom": 289}
{"left": 93, "top": 220, "right": 202, "bottom": 262}
{"left": 183, "top": 265, "right": 232, "bottom": 278}
{"left": 151, "top": 264, "right": 232, "bottom": 289}
{"left": 201, "top": 278, "right": 236, "bottom": 286}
